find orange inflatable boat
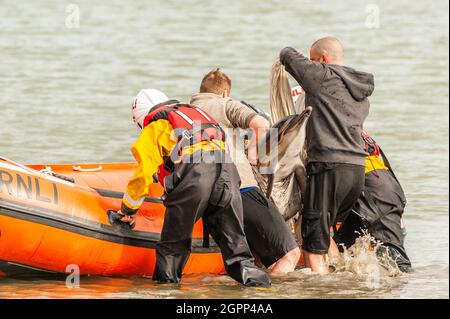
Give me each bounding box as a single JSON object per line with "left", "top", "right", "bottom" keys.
{"left": 0, "top": 156, "right": 225, "bottom": 277}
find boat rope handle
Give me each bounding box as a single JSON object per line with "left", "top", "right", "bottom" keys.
{"left": 40, "top": 166, "right": 54, "bottom": 175}
{"left": 72, "top": 165, "right": 103, "bottom": 172}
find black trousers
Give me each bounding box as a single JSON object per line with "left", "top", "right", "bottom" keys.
{"left": 241, "top": 188, "right": 298, "bottom": 268}
{"left": 334, "top": 169, "right": 412, "bottom": 272}
{"left": 152, "top": 162, "right": 270, "bottom": 287}
{"left": 302, "top": 162, "right": 365, "bottom": 254}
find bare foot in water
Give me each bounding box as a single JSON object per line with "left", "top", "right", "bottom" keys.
{"left": 268, "top": 247, "right": 301, "bottom": 276}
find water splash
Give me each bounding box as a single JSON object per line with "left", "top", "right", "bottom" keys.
{"left": 329, "top": 231, "right": 402, "bottom": 288}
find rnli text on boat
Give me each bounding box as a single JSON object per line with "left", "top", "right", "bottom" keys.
{"left": 0, "top": 170, "right": 59, "bottom": 205}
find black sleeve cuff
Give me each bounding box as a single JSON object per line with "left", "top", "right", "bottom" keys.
{"left": 280, "top": 47, "right": 295, "bottom": 65}
{"left": 121, "top": 202, "right": 138, "bottom": 216}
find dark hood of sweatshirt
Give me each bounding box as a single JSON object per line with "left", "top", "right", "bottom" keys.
{"left": 328, "top": 65, "right": 375, "bottom": 101}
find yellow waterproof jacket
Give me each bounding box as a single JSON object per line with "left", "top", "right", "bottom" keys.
{"left": 121, "top": 119, "right": 226, "bottom": 215}
{"left": 121, "top": 119, "right": 176, "bottom": 214}
{"left": 365, "top": 154, "right": 389, "bottom": 174}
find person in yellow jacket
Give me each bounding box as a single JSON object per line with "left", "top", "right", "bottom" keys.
{"left": 116, "top": 89, "right": 271, "bottom": 286}
{"left": 333, "top": 131, "right": 412, "bottom": 272}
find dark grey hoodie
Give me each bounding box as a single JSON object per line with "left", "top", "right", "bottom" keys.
{"left": 280, "top": 47, "right": 374, "bottom": 166}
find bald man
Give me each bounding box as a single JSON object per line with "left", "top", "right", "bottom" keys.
{"left": 280, "top": 37, "right": 374, "bottom": 274}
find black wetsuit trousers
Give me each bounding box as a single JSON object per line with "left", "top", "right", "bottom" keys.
{"left": 152, "top": 162, "right": 270, "bottom": 286}
{"left": 334, "top": 169, "right": 412, "bottom": 272}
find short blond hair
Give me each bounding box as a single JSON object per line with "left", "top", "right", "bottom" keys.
{"left": 200, "top": 68, "right": 231, "bottom": 95}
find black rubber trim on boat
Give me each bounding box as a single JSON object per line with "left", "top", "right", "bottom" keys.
{"left": 0, "top": 260, "right": 64, "bottom": 278}
{"left": 0, "top": 199, "right": 219, "bottom": 253}
{"left": 93, "top": 188, "right": 164, "bottom": 204}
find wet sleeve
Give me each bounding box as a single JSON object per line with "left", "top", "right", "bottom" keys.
{"left": 279, "top": 47, "right": 327, "bottom": 94}
{"left": 225, "top": 99, "right": 258, "bottom": 129}
{"left": 121, "top": 120, "right": 176, "bottom": 215}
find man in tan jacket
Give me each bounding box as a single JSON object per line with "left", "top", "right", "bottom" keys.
{"left": 190, "top": 69, "right": 300, "bottom": 275}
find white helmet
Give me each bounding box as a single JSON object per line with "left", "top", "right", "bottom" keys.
{"left": 132, "top": 89, "right": 169, "bottom": 129}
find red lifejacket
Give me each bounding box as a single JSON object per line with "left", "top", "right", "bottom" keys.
{"left": 362, "top": 130, "right": 381, "bottom": 156}
{"left": 142, "top": 100, "right": 226, "bottom": 186}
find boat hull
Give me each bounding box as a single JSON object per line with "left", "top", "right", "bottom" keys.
{"left": 0, "top": 158, "right": 225, "bottom": 277}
